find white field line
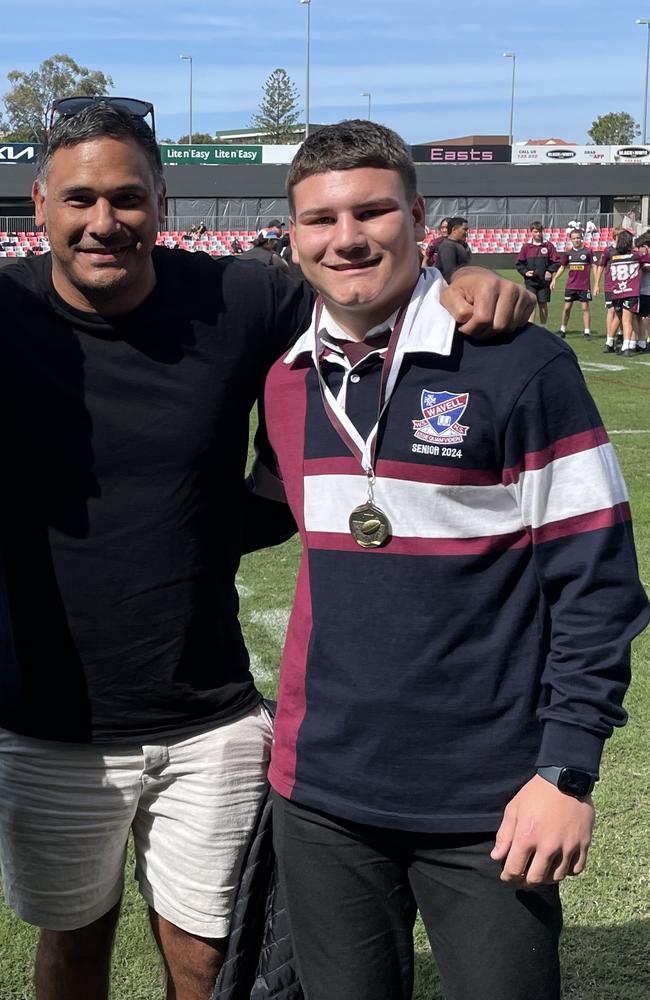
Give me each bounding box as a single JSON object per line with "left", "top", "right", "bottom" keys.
{"left": 608, "top": 430, "right": 650, "bottom": 435}
{"left": 580, "top": 362, "right": 626, "bottom": 372}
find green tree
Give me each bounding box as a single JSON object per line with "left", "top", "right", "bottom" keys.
{"left": 588, "top": 111, "right": 641, "bottom": 145}
{"left": 177, "top": 132, "right": 214, "bottom": 144}
{"left": 251, "top": 68, "right": 300, "bottom": 143}
{"left": 0, "top": 54, "right": 113, "bottom": 142}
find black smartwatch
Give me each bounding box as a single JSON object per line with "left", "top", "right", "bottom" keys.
{"left": 536, "top": 766, "right": 597, "bottom": 798}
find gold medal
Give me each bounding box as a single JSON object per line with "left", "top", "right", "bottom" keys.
{"left": 349, "top": 502, "right": 392, "bottom": 548}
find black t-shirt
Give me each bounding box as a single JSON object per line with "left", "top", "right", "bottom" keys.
{"left": 435, "top": 238, "right": 472, "bottom": 282}
{"left": 0, "top": 248, "right": 312, "bottom": 743}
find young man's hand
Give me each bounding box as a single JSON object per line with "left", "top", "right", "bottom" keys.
{"left": 490, "top": 774, "right": 595, "bottom": 887}
{"left": 440, "top": 266, "right": 535, "bottom": 336}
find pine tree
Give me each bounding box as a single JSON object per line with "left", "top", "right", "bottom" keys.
{"left": 251, "top": 69, "right": 301, "bottom": 144}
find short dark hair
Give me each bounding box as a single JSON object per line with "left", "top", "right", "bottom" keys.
{"left": 36, "top": 103, "right": 164, "bottom": 192}
{"left": 635, "top": 229, "right": 650, "bottom": 247}
{"left": 530, "top": 221, "right": 543, "bottom": 231}
{"left": 447, "top": 217, "right": 468, "bottom": 234}
{"left": 287, "top": 119, "right": 417, "bottom": 213}
{"left": 570, "top": 228, "right": 583, "bottom": 237}
{"left": 616, "top": 230, "right": 633, "bottom": 252}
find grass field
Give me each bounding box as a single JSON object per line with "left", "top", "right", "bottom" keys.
{"left": 0, "top": 270, "right": 648, "bottom": 999}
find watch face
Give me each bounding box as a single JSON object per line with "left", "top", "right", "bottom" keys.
{"left": 558, "top": 768, "right": 593, "bottom": 797}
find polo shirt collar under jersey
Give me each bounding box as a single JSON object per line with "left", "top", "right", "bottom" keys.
{"left": 284, "top": 266, "right": 456, "bottom": 365}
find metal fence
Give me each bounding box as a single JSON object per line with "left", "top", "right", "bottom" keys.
{"left": 0, "top": 212, "right": 622, "bottom": 236}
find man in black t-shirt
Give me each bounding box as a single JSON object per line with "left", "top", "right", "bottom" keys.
{"left": 436, "top": 216, "right": 472, "bottom": 282}
{"left": 0, "top": 102, "right": 535, "bottom": 1000}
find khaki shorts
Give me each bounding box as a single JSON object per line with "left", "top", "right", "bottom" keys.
{"left": 0, "top": 704, "right": 272, "bottom": 936}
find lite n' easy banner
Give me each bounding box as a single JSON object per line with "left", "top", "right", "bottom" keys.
{"left": 160, "top": 144, "right": 262, "bottom": 165}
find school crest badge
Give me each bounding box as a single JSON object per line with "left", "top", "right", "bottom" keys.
{"left": 412, "top": 390, "right": 470, "bottom": 445}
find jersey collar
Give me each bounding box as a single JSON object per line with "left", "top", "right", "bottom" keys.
{"left": 285, "top": 267, "right": 456, "bottom": 365}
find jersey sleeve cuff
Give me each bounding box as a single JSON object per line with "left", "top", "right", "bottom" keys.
{"left": 536, "top": 720, "right": 604, "bottom": 776}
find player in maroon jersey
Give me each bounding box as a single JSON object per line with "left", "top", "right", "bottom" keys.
{"left": 551, "top": 229, "right": 594, "bottom": 339}
{"left": 515, "top": 222, "right": 560, "bottom": 327}
{"left": 633, "top": 231, "right": 650, "bottom": 353}
{"left": 598, "top": 231, "right": 645, "bottom": 356}
{"left": 423, "top": 217, "right": 449, "bottom": 267}
{"left": 593, "top": 228, "right": 622, "bottom": 352}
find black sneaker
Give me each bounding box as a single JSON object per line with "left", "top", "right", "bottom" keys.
{"left": 619, "top": 349, "right": 637, "bottom": 357}
{"left": 636, "top": 343, "right": 648, "bottom": 353}
{"left": 557, "top": 330, "right": 566, "bottom": 339}
{"left": 602, "top": 344, "right": 615, "bottom": 353}
{"left": 583, "top": 332, "right": 592, "bottom": 340}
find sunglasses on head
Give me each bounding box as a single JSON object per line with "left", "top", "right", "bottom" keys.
{"left": 49, "top": 96, "right": 156, "bottom": 136}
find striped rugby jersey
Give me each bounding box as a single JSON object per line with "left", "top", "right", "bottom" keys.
{"left": 261, "top": 273, "right": 649, "bottom": 832}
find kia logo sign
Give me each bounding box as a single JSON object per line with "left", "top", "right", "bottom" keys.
{"left": 0, "top": 144, "right": 37, "bottom": 162}
{"left": 615, "top": 147, "right": 650, "bottom": 159}
{"left": 546, "top": 149, "right": 576, "bottom": 160}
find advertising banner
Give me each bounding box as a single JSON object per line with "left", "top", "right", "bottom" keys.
{"left": 511, "top": 145, "right": 611, "bottom": 165}
{"left": 411, "top": 144, "right": 511, "bottom": 163}
{"left": 610, "top": 145, "right": 650, "bottom": 163}
{"left": 160, "top": 144, "right": 262, "bottom": 165}
{"left": 0, "top": 143, "right": 41, "bottom": 164}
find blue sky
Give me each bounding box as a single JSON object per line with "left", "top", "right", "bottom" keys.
{"left": 0, "top": 0, "right": 647, "bottom": 144}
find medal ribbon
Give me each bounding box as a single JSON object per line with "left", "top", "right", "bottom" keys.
{"left": 312, "top": 274, "right": 425, "bottom": 480}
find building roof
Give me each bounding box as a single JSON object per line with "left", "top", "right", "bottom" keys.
{"left": 525, "top": 138, "right": 575, "bottom": 145}
{"left": 418, "top": 135, "right": 510, "bottom": 145}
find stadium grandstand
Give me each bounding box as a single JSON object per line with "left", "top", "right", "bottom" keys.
{"left": 0, "top": 225, "right": 617, "bottom": 259}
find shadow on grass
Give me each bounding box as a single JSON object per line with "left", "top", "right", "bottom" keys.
{"left": 413, "top": 919, "right": 650, "bottom": 1000}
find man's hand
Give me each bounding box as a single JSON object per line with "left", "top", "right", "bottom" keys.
{"left": 490, "top": 775, "right": 595, "bottom": 887}
{"left": 440, "top": 266, "right": 535, "bottom": 336}
{"left": 544, "top": 270, "right": 552, "bottom": 282}
{"left": 593, "top": 285, "right": 600, "bottom": 297}
{"left": 525, "top": 270, "right": 535, "bottom": 278}
{"left": 550, "top": 280, "right": 556, "bottom": 291}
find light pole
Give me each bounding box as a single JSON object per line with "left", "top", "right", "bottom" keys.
{"left": 180, "top": 54, "right": 193, "bottom": 144}
{"left": 637, "top": 20, "right": 650, "bottom": 144}
{"left": 300, "top": 0, "right": 311, "bottom": 138}
{"left": 361, "top": 91, "right": 371, "bottom": 120}
{"left": 502, "top": 52, "right": 516, "bottom": 145}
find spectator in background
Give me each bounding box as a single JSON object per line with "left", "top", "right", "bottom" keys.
{"left": 436, "top": 217, "right": 471, "bottom": 282}
{"left": 550, "top": 229, "right": 594, "bottom": 340}
{"left": 267, "top": 218, "right": 284, "bottom": 239}
{"left": 230, "top": 236, "right": 243, "bottom": 255}
{"left": 239, "top": 229, "right": 289, "bottom": 269}
{"left": 585, "top": 219, "right": 598, "bottom": 238}
{"left": 422, "top": 217, "right": 449, "bottom": 268}
{"left": 197, "top": 221, "right": 207, "bottom": 236}
{"left": 516, "top": 222, "right": 560, "bottom": 327}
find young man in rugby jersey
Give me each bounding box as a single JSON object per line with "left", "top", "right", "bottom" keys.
{"left": 515, "top": 221, "right": 560, "bottom": 326}
{"left": 550, "top": 228, "right": 594, "bottom": 339}
{"left": 597, "top": 230, "right": 645, "bottom": 357}
{"left": 593, "top": 227, "right": 622, "bottom": 352}
{"left": 255, "top": 120, "right": 649, "bottom": 1000}
{"left": 633, "top": 231, "right": 650, "bottom": 353}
